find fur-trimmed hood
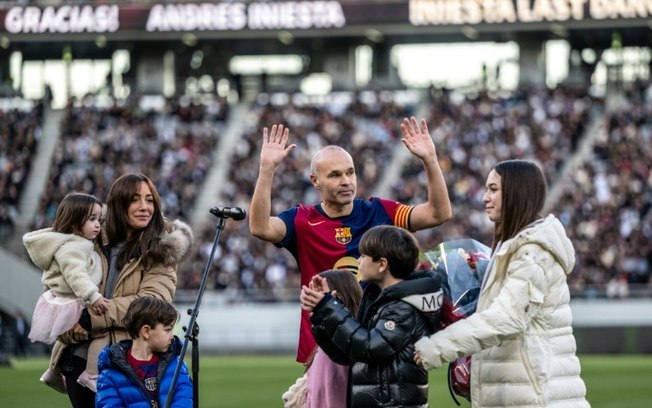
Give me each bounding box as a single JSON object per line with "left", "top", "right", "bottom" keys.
{"left": 159, "top": 219, "right": 194, "bottom": 265}
{"left": 99, "top": 219, "right": 194, "bottom": 266}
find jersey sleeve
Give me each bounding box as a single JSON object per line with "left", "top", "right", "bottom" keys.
{"left": 275, "top": 206, "right": 299, "bottom": 249}
{"left": 377, "top": 198, "right": 414, "bottom": 231}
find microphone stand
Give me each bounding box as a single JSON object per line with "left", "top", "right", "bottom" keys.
{"left": 164, "top": 214, "right": 228, "bottom": 408}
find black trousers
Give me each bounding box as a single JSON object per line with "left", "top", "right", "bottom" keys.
{"left": 60, "top": 347, "right": 95, "bottom": 408}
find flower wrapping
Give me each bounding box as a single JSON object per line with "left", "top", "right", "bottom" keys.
{"left": 421, "top": 239, "right": 491, "bottom": 404}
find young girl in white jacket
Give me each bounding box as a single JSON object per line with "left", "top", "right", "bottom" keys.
{"left": 414, "top": 160, "right": 591, "bottom": 407}
{"left": 24, "top": 192, "right": 109, "bottom": 394}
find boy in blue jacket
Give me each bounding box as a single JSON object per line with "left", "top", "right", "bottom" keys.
{"left": 96, "top": 297, "right": 192, "bottom": 408}
{"left": 300, "top": 225, "right": 445, "bottom": 407}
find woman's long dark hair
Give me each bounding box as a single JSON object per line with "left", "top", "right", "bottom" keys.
{"left": 105, "top": 173, "right": 166, "bottom": 269}
{"left": 492, "top": 160, "right": 546, "bottom": 251}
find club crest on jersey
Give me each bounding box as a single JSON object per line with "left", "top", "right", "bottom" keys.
{"left": 334, "top": 227, "right": 352, "bottom": 244}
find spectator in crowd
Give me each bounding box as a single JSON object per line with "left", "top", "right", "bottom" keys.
{"left": 0, "top": 106, "right": 42, "bottom": 246}
{"left": 0, "top": 315, "right": 4, "bottom": 353}
{"left": 301, "top": 225, "right": 444, "bottom": 408}
{"left": 52, "top": 173, "right": 193, "bottom": 408}
{"left": 249, "top": 118, "right": 452, "bottom": 363}
{"left": 414, "top": 160, "right": 590, "bottom": 407}
{"left": 96, "top": 296, "right": 192, "bottom": 408}
{"left": 0, "top": 204, "right": 15, "bottom": 245}
{"left": 13, "top": 310, "right": 30, "bottom": 356}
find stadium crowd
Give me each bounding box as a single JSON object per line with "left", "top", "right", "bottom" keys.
{"left": 553, "top": 82, "right": 652, "bottom": 297}
{"left": 392, "top": 86, "right": 596, "bottom": 249}
{"left": 180, "top": 91, "right": 418, "bottom": 298}
{"left": 2, "top": 84, "right": 650, "bottom": 300}
{"left": 0, "top": 101, "right": 43, "bottom": 242}
{"left": 28, "top": 95, "right": 226, "bottom": 230}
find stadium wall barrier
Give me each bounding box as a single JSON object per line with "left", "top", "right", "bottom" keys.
{"left": 1, "top": 247, "right": 650, "bottom": 355}
{"left": 175, "top": 294, "right": 652, "bottom": 354}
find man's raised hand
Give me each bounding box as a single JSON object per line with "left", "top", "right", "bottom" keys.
{"left": 260, "top": 124, "right": 296, "bottom": 169}
{"left": 400, "top": 116, "right": 437, "bottom": 161}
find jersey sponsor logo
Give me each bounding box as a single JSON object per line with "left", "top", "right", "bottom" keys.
{"left": 333, "top": 256, "right": 358, "bottom": 271}
{"left": 308, "top": 220, "right": 326, "bottom": 226}
{"left": 333, "top": 256, "right": 359, "bottom": 279}
{"left": 334, "top": 227, "right": 352, "bottom": 244}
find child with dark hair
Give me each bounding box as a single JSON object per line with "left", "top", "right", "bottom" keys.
{"left": 300, "top": 225, "right": 445, "bottom": 407}
{"left": 95, "top": 297, "right": 192, "bottom": 408}
{"left": 283, "top": 270, "right": 362, "bottom": 408}
{"left": 23, "top": 192, "right": 108, "bottom": 393}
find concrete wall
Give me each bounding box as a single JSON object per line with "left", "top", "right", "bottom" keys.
{"left": 0, "top": 247, "right": 44, "bottom": 319}
{"left": 175, "top": 295, "right": 652, "bottom": 355}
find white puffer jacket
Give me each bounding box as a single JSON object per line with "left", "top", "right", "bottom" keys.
{"left": 415, "top": 215, "right": 590, "bottom": 407}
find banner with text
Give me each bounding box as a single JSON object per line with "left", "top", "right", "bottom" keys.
{"left": 1, "top": 1, "right": 650, "bottom": 37}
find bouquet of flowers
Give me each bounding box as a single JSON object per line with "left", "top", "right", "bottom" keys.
{"left": 421, "top": 239, "right": 491, "bottom": 405}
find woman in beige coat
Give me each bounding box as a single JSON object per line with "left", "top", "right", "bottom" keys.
{"left": 52, "top": 173, "right": 193, "bottom": 408}
{"left": 415, "top": 160, "right": 590, "bottom": 407}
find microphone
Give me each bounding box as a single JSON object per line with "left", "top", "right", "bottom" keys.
{"left": 209, "top": 206, "right": 247, "bottom": 221}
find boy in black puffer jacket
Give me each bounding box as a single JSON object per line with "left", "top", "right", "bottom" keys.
{"left": 300, "top": 225, "right": 444, "bottom": 408}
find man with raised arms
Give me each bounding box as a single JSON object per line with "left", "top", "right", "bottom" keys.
{"left": 249, "top": 117, "right": 452, "bottom": 363}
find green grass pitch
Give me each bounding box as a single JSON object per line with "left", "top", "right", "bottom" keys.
{"left": 1, "top": 354, "right": 650, "bottom": 407}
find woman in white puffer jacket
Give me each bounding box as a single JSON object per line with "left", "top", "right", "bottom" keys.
{"left": 415, "top": 159, "right": 590, "bottom": 408}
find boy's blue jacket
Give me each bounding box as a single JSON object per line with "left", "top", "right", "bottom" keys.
{"left": 96, "top": 336, "right": 193, "bottom": 408}
{"left": 311, "top": 269, "right": 445, "bottom": 408}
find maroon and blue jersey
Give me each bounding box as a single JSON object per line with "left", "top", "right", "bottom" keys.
{"left": 277, "top": 197, "right": 414, "bottom": 363}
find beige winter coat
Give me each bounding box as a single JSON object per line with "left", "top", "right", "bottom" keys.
{"left": 50, "top": 219, "right": 193, "bottom": 370}
{"left": 415, "top": 215, "right": 590, "bottom": 407}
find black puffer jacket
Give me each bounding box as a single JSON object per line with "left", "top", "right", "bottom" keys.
{"left": 310, "top": 270, "right": 444, "bottom": 408}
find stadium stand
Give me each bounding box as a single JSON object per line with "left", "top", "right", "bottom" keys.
{"left": 0, "top": 99, "right": 43, "bottom": 244}
{"left": 552, "top": 81, "right": 652, "bottom": 298}
{"left": 178, "top": 90, "right": 420, "bottom": 300}
{"left": 28, "top": 95, "right": 226, "bottom": 231}
{"left": 1, "top": 0, "right": 651, "bottom": 324}
{"left": 390, "top": 86, "right": 599, "bottom": 244}
{"left": 1, "top": 85, "right": 650, "bottom": 303}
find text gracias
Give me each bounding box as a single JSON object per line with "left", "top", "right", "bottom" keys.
{"left": 2, "top": 1, "right": 345, "bottom": 34}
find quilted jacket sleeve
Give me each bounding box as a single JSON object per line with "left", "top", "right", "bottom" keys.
{"left": 311, "top": 296, "right": 420, "bottom": 364}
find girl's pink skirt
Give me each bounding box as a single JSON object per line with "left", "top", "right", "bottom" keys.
{"left": 29, "top": 289, "right": 84, "bottom": 344}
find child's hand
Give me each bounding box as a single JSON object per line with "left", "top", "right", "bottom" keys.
{"left": 300, "top": 286, "right": 325, "bottom": 312}
{"left": 414, "top": 349, "right": 423, "bottom": 367}
{"left": 309, "top": 275, "right": 330, "bottom": 293}
{"left": 71, "top": 323, "right": 89, "bottom": 343}
{"left": 91, "top": 297, "right": 109, "bottom": 315}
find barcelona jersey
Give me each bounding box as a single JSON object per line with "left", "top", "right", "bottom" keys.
{"left": 277, "top": 197, "right": 414, "bottom": 363}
